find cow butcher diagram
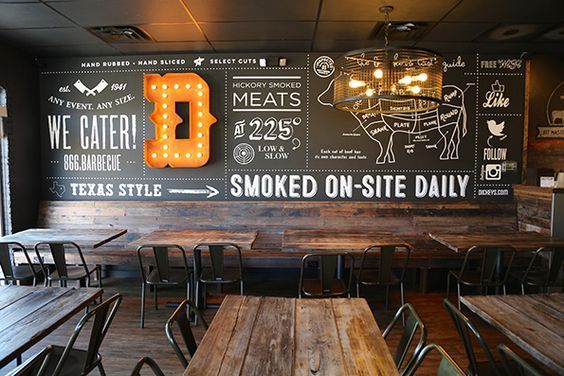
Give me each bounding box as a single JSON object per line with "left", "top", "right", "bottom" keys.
{"left": 317, "top": 74, "right": 470, "bottom": 164}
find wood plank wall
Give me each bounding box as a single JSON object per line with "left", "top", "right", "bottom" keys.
{"left": 38, "top": 200, "right": 517, "bottom": 247}
{"left": 513, "top": 185, "right": 552, "bottom": 234}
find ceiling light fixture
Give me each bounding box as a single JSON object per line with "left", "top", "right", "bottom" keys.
{"left": 333, "top": 6, "right": 443, "bottom": 114}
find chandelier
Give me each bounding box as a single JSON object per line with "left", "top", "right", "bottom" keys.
{"left": 333, "top": 6, "right": 443, "bottom": 114}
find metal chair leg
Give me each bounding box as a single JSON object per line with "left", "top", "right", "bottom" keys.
{"left": 240, "top": 280, "right": 244, "bottom": 296}
{"left": 140, "top": 282, "right": 146, "bottom": 328}
{"left": 98, "top": 362, "right": 106, "bottom": 376}
{"left": 154, "top": 285, "right": 158, "bottom": 310}
{"left": 356, "top": 282, "right": 360, "bottom": 298}
{"left": 456, "top": 282, "right": 461, "bottom": 310}
{"left": 521, "top": 283, "right": 525, "bottom": 295}
{"left": 446, "top": 273, "right": 451, "bottom": 300}
{"left": 400, "top": 282, "right": 405, "bottom": 306}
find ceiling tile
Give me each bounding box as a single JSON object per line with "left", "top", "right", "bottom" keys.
{"left": 445, "top": 0, "right": 564, "bottom": 23}
{"left": 34, "top": 43, "right": 119, "bottom": 57}
{"left": 0, "top": 3, "right": 73, "bottom": 29}
{"left": 113, "top": 41, "right": 213, "bottom": 53}
{"left": 47, "top": 0, "right": 191, "bottom": 27}
{"left": 211, "top": 40, "right": 311, "bottom": 52}
{"left": 140, "top": 23, "right": 205, "bottom": 42}
{"left": 320, "top": 0, "right": 459, "bottom": 21}
{"left": 0, "top": 27, "right": 105, "bottom": 46}
{"left": 316, "top": 22, "right": 377, "bottom": 40}
{"left": 312, "top": 39, "right": 413, "bottom": 52}
{"left": 186, "top": 0, "right": 320, "bottom": 21}
{"left": 202, "top": 22, "right": 315, "bottom": 41}
{"left": 423, "top": 23, "right": 496, "bottom": 42}
{"left": 480, "top": 24, "right": 550, "bottom": 42}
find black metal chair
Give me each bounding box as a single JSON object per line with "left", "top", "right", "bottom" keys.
{"left": 403, "top": 343, "right": 465, "bottom": 376}
{"left": 34, "top": 241, "right": 101, "bottom": 289}
{"left": 382, "top": 303, "right": 427, "bottom": 374}
{"left": 165, "top": 299, "right": 208, "bottom": 368}
{"left": 36, "top": 293, "right": 122, "bottom": 376}
{"left": 298, "top": 252, "right": 355, "bottom": 298}
{"left": 130, "top": 357, "right": 165, "bottom": 376}
{"left": 497, "top": 344, "right": 543, "bottom": 376}
{"left": 509, "top": 246, "right": 563, "bottom": 294}
{"left": 0, "top": 242, "right": 41, "bottom": 286}
{"left": 5, "top": 346, "right": 53, "bottom": 376}
{"left": 356, "top": 244, "right": 412, "bottom": 310}
{"left": 443, "top": 298, "right": 503, "bottom": 376}
{"left": 446, "top": 245, "right": 516, "bottom": 309}
{"left": 137, "top": 244, "right": 192, "bottom": 328}
{"left": 193, "top": 243, "right": 244, "bottom": 309}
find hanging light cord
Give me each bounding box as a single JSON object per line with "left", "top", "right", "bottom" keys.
{"left": 383, "top": 8, "right": 390, "bottom": 48}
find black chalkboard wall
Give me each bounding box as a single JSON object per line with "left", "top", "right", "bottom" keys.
{"left": 39, "top": 53, "right": 525, "bottom": 201}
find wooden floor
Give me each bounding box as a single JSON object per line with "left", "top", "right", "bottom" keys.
{"left": 0, "top": 269, "right": 554, "bottom": 375}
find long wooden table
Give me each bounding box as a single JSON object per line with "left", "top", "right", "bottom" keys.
{"left": 0, "top": 285, "right": 103, "bottom": 368}
{"left": 128, "top": 229, "right": 258, "bottom": 251}
{"left": 461, "top": 294, "right": 564, "bottom": 374}
{"left": 282, "top": 229, "right": 409, "bottom": 253}
{"left": 185, "top": 295, "right": 398, "bottom": 375}
{"left": 0, "top": 228, "right": 127, "bottom": 249}
{"left": 428, "top": 231, "right": 564, "bottom": 252}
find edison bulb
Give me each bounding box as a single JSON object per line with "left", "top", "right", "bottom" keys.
{"left": 348, "top": 79, "right": 366, "bottom": 88}
{"left": 399, "top": 76, "right": 412, "bottom": 85}
{"left": 411, "top": 86, "right": 421, "bottom": 94}
{"left": 366, "top": 88, "right": 375, "bottom": 97}
{"left": 417, "top": 73, "right": 428, "bottom": 82}
{"left": 373, "top": 69, "right": 383, "bottom": 79}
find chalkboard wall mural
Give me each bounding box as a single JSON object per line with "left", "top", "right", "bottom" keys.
{"left": 39, "top": 53, "right": 525, "bottom": 201}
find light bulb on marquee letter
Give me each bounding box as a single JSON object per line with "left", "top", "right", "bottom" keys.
{"left": 144, "top": 73, "right": 217, "bottom": 168}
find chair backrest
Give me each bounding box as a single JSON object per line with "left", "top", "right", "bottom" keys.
{"left": 52, "top": 293, "right": 122, "bottom": 376}
{"left": 193, "top": 243, "right": 243, "bottom": 283}
{"left": 497, "top": 344, "right": 542, "bottom": 376}
{"left": 382, "top": 303, "right": 427, "bottom": 372}
{"left": 130, "top": 357, "right": 165, "bottom": 376}
{"left": 524, "top": 246, "right": 564, "bottom": 289}
{"left": 165, "top": 299, "right": 208, "bottom": 368}
{"left": 0, "top": 242, "right": 35, "bottom": 283}
{"left": 298, "top": 252, "right": 355, "bottom": 298}
{"left": 443, "top": 299, "right": 502, "bottom": 376}
{"left": 5, "top": 346, "right": 52, "bottom": 376}
{"left": 34, "top": 241, "right": 87, "bottom": 280}
{"left": 403, "top": 343, "right": 465, "bottom": 376}
{"left": 461, "top": 245, "right": 516, "bottom": 285}
{"left": 137, "top": 244, "right": 190, "bottom": 283}
{"left": 358, "top": 244, "right": 412, "bottom": 284}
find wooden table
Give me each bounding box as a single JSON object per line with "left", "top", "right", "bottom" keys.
{"left": 282, "top": 229, "right": 408, "bottom": 253}
{"left": 185, "top": 295, "right": 398, "bottom": 375}
{"left": 0, "top": 285, "right": 103, "bottom": 368}
{"left": 128, "top": 229, "right": 258, "bottom": 251}
{"left": 428, "top": 231, "right": 564, "bottom": 252}
{"left": 0, "top": 228, "right": 127, "bottom": 249}
{"left": 461, "top": 294, "right": 564, "bottom": 374}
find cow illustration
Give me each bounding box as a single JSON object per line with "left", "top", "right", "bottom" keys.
{"left": 317, "top": 76, "right": 468, "bottom": 164}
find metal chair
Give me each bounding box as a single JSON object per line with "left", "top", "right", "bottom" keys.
{"left": 443, "top": 298, "right": 503, "bottom": 376}
{"left": 356, "top": 244, "right": 412, "bottom": 310}
{"left": 165, "top": 299, "right": 208, "bottom": 368}
{"left": 193, "top": 243, "right": 244, "bottom": 309}
{"left": 137, "top": 244, "right": 192, "bottom": 328}
{"left": 36, "top": 293, "right": 122, "bottom": 376}
{"left": 298, "top": 252, "right": 355, "bottom": 298}
{"left": 0, "top": 242, "right": 41, "bottom": 286}
{"left": 130, "top": 357, "right": 165, "bottom": 376}
{"left": 403, "top": 343, "right": 465, "bottom": 376}
{"left": 34, "top": 241, "right": 101, "bottom": 289}
{"left": 5, "top": 346, "right": 53, "bottom": 376}
{"left": 497, "top": 344, "right": 543, "bottom": 376}
{"left": 382, "top": 303, "right": 427, "bottom": 374}
{"left": 510, "top": 246, "right": 563, "bottom": 294}
{"left": 446, "top": 245, "right": 516, "bottom": 309}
